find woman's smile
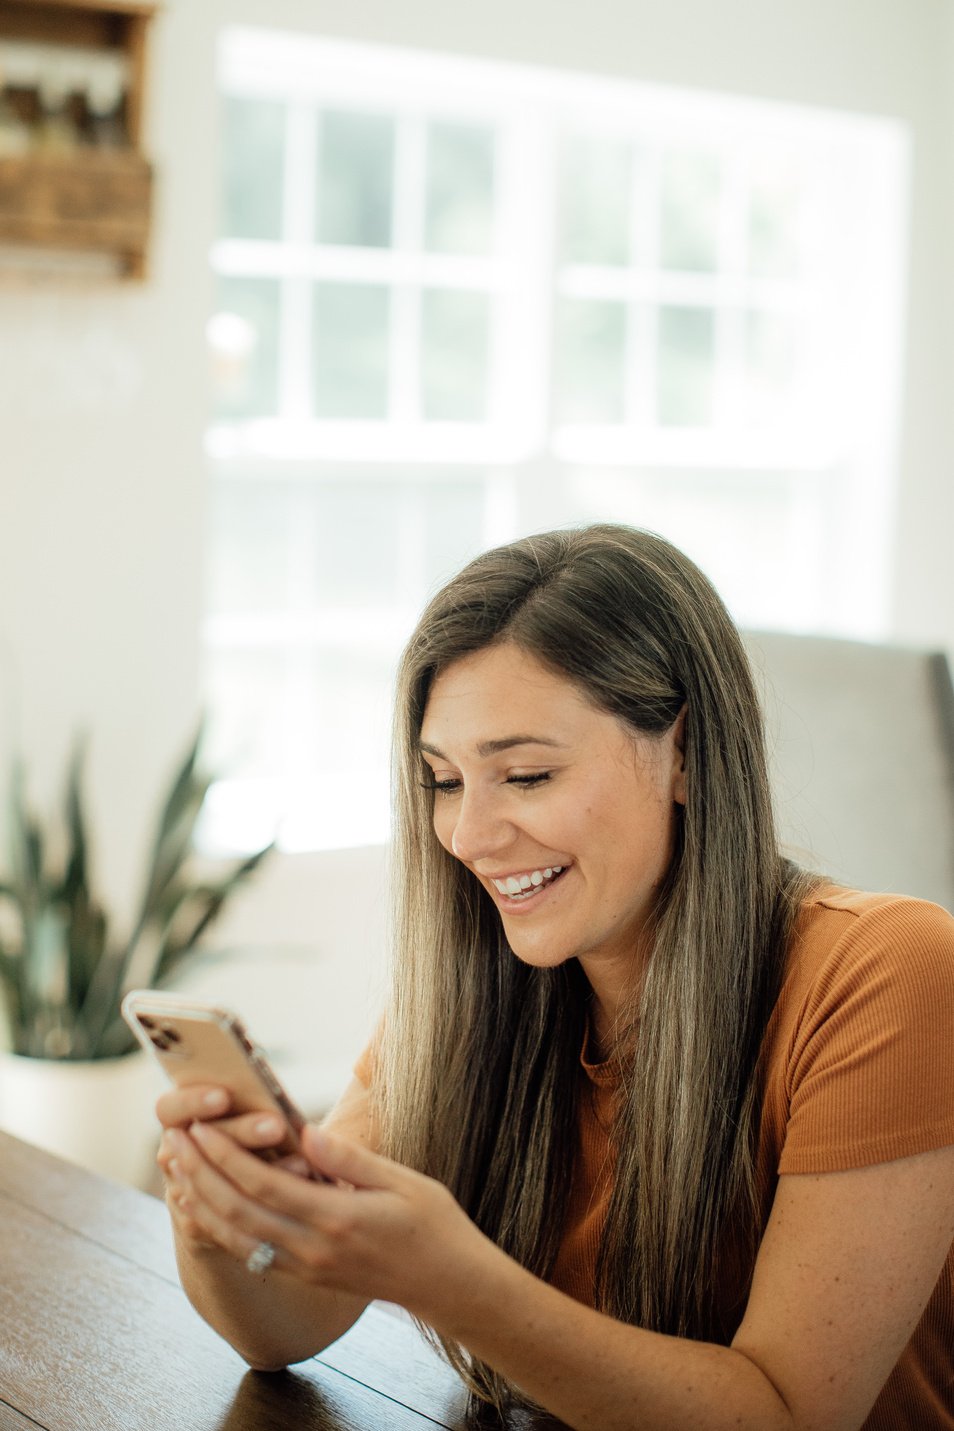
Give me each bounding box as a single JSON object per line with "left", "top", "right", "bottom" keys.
{"left": 486, "top": 863, "right": 569, "bottom": 906}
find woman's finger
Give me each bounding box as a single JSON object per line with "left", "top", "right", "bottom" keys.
{"left": 188, "top": 1122, "right": 406, "bottom": 1247}
{"left": 155, "top": 1094, "right": 302, "bottom": 1189}
{"left": 189, "top": 1121, "right": 331, "bottom": 1216}
{"left": 181, "top": 1124, "right": 375, "bottom": 1286}
{"left": 302, "top": 1126, "right": 404, "bottom": 1190}
{"left": 275, "top": 1153, "right": 313, "bottom": 1178}
{"left": 156, "top": 1084, "right": 230, "bottom": 1129}
{"left": 164, "top": 1127, "right": 303, "bottom": 1265}
{"left": 161, "top": 1146, "right": 219, "bottom": 1248}
{"left": 197, "top": 1110, "right": 291, "bottom": 1150}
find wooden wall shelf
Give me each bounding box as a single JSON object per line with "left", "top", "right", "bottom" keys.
{"left": 0, "top": 0, "right": 156, "bottom": 278}
{"left": 0, "top": 148, "right": 150, "bottom": 267}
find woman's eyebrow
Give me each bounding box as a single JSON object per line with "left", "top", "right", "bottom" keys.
{"left": 419, "top": 736, "right": 566, "bottom": 759}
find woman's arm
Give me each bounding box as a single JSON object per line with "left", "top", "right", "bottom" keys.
{"left": 183, "top": 1125, "right": 954, "bottom": 1430}
{"left": 158, "top": 1075, "right": 373, "bottom": 1370}
{"left": 436, "top": 1143, "right": 954, "bottom": 1430}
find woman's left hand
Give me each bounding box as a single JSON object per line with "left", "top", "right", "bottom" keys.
{"left": 168, "top": 1119, "right": 495, "bottom": 1324}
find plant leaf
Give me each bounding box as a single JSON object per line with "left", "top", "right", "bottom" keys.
{"left": 153, "top": 844, "right": 275, "bottom": 983}
{"left": 136, "top": 724, "right": 206, "bottom": 901}
{"left": 61, "top": 734, "right": 91, "bottom": 906}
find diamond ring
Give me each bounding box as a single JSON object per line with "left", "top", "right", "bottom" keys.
{"left": 245, "top": 1240, "right": 276, "bottom": 1275}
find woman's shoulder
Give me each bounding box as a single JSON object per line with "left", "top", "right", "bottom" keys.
{"left": 797, "top": 881, "right": 954, "bottom": 925}
{"left": 766, "top": 884, "right": 954, "bottom": 1173}
{"left": 773, "top": 882, "right": 954, "bottom": 1061}
{"left": 788, "top": 882, "right": 954, "bottom": 984}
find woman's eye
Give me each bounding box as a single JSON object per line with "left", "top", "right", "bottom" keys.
{"left": 419, "top": 771, "right": 551, "bottom": 795}
{"left": 420, "top": 777, "right": 462, "bottom": 795}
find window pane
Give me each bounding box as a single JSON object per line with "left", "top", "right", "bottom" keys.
{"left": 659, "top": 150, "right": 721, "bottom": 272}
{"left": 657, "top": 306, "right": 715, "bottom": 426}
{"left": 281, "top": 648, "right": 396, "bottom": 847}
{"left": 421, "top": 480, "right": 487, "bottom": 591}
{"left": 211, "top": 276, "right": 281, "bottom": 420}
{"left": 559, "top": 135, "right": 632, "bottom": 266}
{"left": 747, "top": 162, "right": 803, "bottom": 278}
{"left": 420, "top": 289, "right": 491, "bottom": 421}
{"left": 205, "top": 648, "right": 290, "bottom": 778}
{"left": 744, "top": 309, "right": 798, "bottom": 426}
{"left": 206, "top": 481, "right": 292, "bottom": 615}
{"left": 555, "top": 298, "right": 627, "bottom": 424}
{"left": 317, "top": 109, "right": 395, "bottom": 247}
{"left": 310, "top": 483, "right": 403, "bottom": 606}
{"left": 221, "top": 96, "right": 285, "bottom": 241}
{"left": 424, "top": 121, "right": 495, "bottom": 254}
{"left": 308, "top": 648, "right": 394, "bottom": 758}
{"left": 312, "top": 283, "right": 390, "bottom": 418}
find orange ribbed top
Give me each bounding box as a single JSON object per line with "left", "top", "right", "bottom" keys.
{"left": 551, "top": 888, "right": 954, "bottom": 1428}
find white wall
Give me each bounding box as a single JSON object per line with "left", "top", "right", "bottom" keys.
{"left": 1, "top": 0, "right": 952, "bottom": 1076}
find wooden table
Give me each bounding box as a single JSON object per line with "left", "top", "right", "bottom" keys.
{"left": 0, "top": 1131, "right": 556, "bottom": 1430}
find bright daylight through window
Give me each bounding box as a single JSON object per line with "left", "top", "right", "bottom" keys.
{"left": 200, "top": 28, "right": 909, "bottom": 855}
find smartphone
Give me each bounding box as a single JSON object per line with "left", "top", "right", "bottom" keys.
{"left": 121, "top": 990, "right": 306, "bottom": 1158}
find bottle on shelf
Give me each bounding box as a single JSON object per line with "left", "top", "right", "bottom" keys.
{"left": 0, "top": 56, "right": 32, "bottom": 158}
{"left": 0, "top": 43, "right": 38, "bottom": 156}
{"left": 85, "top": 54, "right": 128, "bottom": 148}
{"left": 36, "top": 54, "right": 81, "bottom": 152}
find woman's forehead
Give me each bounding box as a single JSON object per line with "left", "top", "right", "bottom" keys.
{"left": 425, "top": 644, "right": 580, "bottom": 713}
{"left": 419, "top": 643, "right": 634, "bottom": 755}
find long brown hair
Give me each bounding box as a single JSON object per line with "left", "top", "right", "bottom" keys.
{"left": 378, "top": 524, "right": 814, "bottom": 1408}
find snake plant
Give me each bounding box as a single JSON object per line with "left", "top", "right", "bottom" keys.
{"left": 0, "top": 729, "right": 273, "bottom": 1060}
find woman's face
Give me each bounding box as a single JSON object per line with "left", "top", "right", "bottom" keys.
{"left": 419, "top": 642, "right": 686, "bottom": 996}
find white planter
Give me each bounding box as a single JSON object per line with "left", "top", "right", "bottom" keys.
{"left": 0, "top": 1050, "right": 166, "bottom": 1188}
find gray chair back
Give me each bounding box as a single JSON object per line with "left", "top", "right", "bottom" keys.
{"left": 743, "top": 632, "right": 954, "bottom": 912}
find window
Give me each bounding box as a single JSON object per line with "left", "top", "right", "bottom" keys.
{"left": 201, "top": 29, "right": 909, "bottom": 853}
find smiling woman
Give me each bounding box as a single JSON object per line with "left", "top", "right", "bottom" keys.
{"left": 156, "top": 525, "right": 954, "bottom": 1431}
{"left": 419, "top": 644, "right": 685, "bottom": 1033}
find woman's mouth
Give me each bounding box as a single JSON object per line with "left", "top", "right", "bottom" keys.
{"left": 489, "top": 865, "right": 568, "bottom": 902}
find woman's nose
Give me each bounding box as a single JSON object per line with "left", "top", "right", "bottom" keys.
{"left": 448, "top": 788, "right": 513, "bottom": 864}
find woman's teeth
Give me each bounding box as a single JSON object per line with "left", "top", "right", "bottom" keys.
{"left": 492, "top": 866, "right": 565, "bottom": 898}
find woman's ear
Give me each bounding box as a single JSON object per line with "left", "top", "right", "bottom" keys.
{"left": 672, "top": 705, "right": 687, "bottom": 806}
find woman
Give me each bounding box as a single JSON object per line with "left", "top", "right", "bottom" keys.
{"left": 158, "top": 525, "right": 954, "bottom": 1430}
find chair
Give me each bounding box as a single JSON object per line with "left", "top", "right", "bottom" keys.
{"left": 743, "top": 632, "right": 954, "bottom": 912}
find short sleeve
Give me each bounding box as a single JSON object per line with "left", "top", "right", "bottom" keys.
{"left": 778, "top": 898, "right": 954, "bottom": 1175}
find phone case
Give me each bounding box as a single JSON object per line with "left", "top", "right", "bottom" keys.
{"left": 121, "top": 990, "right": 305, "bottom": 1155}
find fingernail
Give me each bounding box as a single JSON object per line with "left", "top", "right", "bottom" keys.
{"left": 202, "top": 1090, "right": 228, "bottom": 1111}
{"left": 254, "top": 1117, "right": 282, "bottom": 1138}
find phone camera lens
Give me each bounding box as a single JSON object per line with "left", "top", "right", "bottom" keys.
{"left": 161, "top": 1025, "right": 182, "bottom": 1044}
{"left": 151, "top": 1034, "right": 170, "bottom": 1051}
{"left": 139, "top": 1016, "right": 156, "bottom": 1030}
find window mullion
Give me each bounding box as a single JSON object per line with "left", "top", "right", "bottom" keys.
{"left": 638, "top": 143, "right": 661, "bottom": 429}
{"left": 495, "top": 109, "right": 552, "bottom": 455}
{"left": 282, "top": 102, "right": 318, "bottom": 422}
{"left": 713, "top": 145, "right": 747, "bottom": 432}
{"left": 390, "top": 113, "right": 425, "bottom": 424}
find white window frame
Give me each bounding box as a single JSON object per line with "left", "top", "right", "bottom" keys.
{"left": 200, "top": 29, "right": 909, "bottom": 854}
